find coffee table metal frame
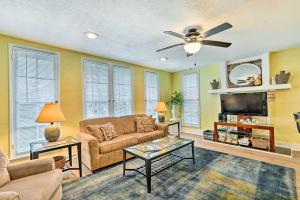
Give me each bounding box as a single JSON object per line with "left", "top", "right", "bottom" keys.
{"left": 122, "top": 139, "right": 195, "bottom": 193}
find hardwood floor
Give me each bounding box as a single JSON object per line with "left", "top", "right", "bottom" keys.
{"left": 69, "top": 133, "right": 300, "bottom": 198}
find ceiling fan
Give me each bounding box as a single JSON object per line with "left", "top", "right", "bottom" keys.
{"left": 156, "top": 22, "right": 233, "bottom": 56}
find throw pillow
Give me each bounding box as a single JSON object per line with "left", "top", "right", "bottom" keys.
{"left": 0, "top": 149, "right": 10, "bottom": 187}
{"left": 86, "top": 125, "right": 105, "bottom": 143}
{"left": 136, "top": 116, "right": 156, "bottom": 133}
{"left": 99, "top": 122, "right": 118, "bottom": 141}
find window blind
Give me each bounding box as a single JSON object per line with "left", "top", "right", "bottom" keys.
{"left": 183, "top": 73, "right": 200, "bottom": 126}
{"left": 144, "top": 71, "right": 159, "bottom": 117}
{"left": 83, "top": 60, "right": 110, "bottom": 118}
{"left": 10, "top": 46, "right": 58, "bottom": 156}
{"left": 113, "top": 66, "right": 133, "bottom": 116}
{"left": 83, "top": 60, "right": 133, "bottom": 118}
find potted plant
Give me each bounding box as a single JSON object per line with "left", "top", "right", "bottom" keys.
{"left": 166, "top": 91, "right": 183, "bottom": 121}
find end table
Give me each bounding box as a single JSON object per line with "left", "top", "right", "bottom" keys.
{"left": 30, "top": 136, "right": 82, "bottom": 177}
{"left": 157, "top": 120, "right": 181, "bottom": 138}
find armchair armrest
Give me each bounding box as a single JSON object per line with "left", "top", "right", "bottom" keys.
{"left": 0, "top": 191, "right": 19, "bottom": 200}
{"left": 77, "top": 132, "right": 99, "bottom": 171}
{"left": 156, "top": 124, "right": 169, "bottom": 136}
{"left": 7, "top": 157, "right": 54, "bottom": 180}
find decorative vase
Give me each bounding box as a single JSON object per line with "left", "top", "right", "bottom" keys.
{"left": 210, "top": 79, "right": 219, "bottom": 89}
{"left": 275, "top": 70, "right": 290, "bottom": 84}
{"left": 171, "top": 104, "right": 179, "bottom": 121}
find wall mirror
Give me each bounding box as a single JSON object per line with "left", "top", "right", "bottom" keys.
{"left": 227, "top": 59, "right": 262, "bottom": 88}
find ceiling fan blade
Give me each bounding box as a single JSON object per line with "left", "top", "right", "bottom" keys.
{"left": 163, "top": 31, "right": 186, "bottom": 39}
{"left": 201, "top": 40, "right": 232, "bottom": 48}
{"left": 203, "top": 22, "right": 232, "bottom": 38}
{"left": 186, "top": 53, "right": 193, "bottom": 57}
{"left": 156, "top": 43, "right": 184, "bottom": 52}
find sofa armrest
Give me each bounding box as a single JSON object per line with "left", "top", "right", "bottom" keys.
{"left": 0, "top": 192, "right": 19, "bottom": 200}
{"left": 7, "top": 157, "right": 54, "bottom": 180}
{"left": 77, "top": 132, "right": 99, "bottom": 171}
{"left": 156, "top": 124, "right": 169, "bottom": 136}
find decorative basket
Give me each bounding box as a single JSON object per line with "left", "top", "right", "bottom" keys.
{"left": 203, "top": 130, "right": 214, "bottom": 141}
{"left": 53, "top": 156, "right": 66, "bottom": 169}
{"left": 250, "top": 137, "right": 269, "bottom": 149}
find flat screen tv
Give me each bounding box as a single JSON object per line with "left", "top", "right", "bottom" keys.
{"left": 220, "top": 92, "right": 268, "bottom": 116}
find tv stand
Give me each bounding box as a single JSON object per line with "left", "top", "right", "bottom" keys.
{"left": 214, "top": 121, "right": 275, "bottom": 152}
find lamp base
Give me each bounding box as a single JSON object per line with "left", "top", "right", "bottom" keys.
{"left": 44, "top": 124, "right": 60, "bottom": 142}
{"left": 158, "top": 114, "right": 165, "bottom": 123}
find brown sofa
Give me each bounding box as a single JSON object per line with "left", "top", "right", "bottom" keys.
{"left": 0, "top": 149, "right": 63, "bottom": 200}
{"left": 77, "top": 114, "right": 168, "bottom": 172}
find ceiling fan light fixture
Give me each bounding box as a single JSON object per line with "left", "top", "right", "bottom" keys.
{"left": 184, "top": 42, "right": 202, "bottom": 54}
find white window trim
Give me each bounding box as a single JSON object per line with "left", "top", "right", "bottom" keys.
{"left": 81, "top": 58, "right": 134, "bottom": 119}
{"left": 144, "top": 71, "right": 160, "bottom": 116}
{"left": 182, "top": 72, "right": 200, "bottom": 128}
{"left": 9, "top": 43, "right": 60, "bottom": 159}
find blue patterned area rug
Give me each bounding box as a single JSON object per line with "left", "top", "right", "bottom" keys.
{"left": 63, "top": 147, "right": 297, "bottom": 200}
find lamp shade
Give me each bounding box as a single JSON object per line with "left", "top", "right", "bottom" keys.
{"left": 155, "top": 102, "right": 168, "bottom": 112}
{"left": 36, "top": 103, "right": 66, "bottom": 123}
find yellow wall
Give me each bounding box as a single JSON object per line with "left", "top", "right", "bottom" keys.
{"left": 171, "top": 64, "right": 220, "bottom": 130}
{"left": 269, "top": 47, "right": 300, "bottom": 143}
{"left": 172, "top": 47, "right": 300, "bottom": 145}
{"left": 0, "top": 34, "right": 172, "bottom": 156}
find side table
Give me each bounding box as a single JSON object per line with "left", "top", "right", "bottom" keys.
{"left": 30, "top": 136, "right": 82, "bottom": 177}
{"left": 158, "top": 120, "right": 181, "bottom": 138}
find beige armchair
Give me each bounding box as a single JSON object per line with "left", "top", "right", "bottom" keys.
{"left": 0, "top": 149, "right": 63, "bottom": 200}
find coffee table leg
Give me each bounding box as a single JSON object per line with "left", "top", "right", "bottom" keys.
{"left": 192, "top": 142, "right": 195, "bottom": 164}
{"left": 68, "top": 146, "right": 72, "bottom": 166}
{"left": 77, "top": 144, "right": 82, "bottom": 177}
{"left": 123, "top": 150, "right": 126, "bottom": 176}
{"left": 146, "top": 160, "right": 151, "bottom": 193}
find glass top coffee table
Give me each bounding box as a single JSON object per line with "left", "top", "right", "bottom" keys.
{"left": 123, "top": 137, "right": 195, "bottom": 193}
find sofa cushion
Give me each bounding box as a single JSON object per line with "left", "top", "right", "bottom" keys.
{"left": 120, "top": 114, "right": 146, "bottom": 134}
{"left": 99, "top": 135, "right": 138, "bottom": 154}
{"left": 135, "top": 116, "right": 156, "bottom": 133}
{"left": 86, "top": 125, "right": 105, "bottom": 142}
{"left": 0, "top": 191, "right": 19, "bottom": 200}
{"left": 100, "top": 122, "right": 118, "bottom": 141}
{"left": 0, "top": 149, "right": 10, "bottom": 187}
{"left": 80, "top": 117, "right": 125, "bottom": 135}
{"left": 0, "top": 169, "right": 62, "bottom": 200}
{"left": 131, "top": 130, "right": 165, "bottom": 143}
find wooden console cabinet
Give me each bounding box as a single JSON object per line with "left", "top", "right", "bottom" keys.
{"left": 214, "top": 121, "right": 275, "bottom": 152}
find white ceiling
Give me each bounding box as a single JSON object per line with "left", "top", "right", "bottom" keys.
{"left": 0, "top": 0, "right": 300, "bottom": 72}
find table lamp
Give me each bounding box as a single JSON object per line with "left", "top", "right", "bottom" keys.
{"left": 35, "top": 102, "right": 66, "bottom": 142}
{"left": 155, "top": 102, "right": 168, "bottom": 122}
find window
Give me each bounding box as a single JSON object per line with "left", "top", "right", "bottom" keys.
{"left": 144, "top": 71, "right": 159, "bottom": 116}
{"left": 10, "top": 45, "right": 58, "bottom": 156}
{"left": 83, "top": 60, "right": 110, "bottom": 118}
{"left": 82, "top": 59, "right": 133, "bottom": 118}
{"left": 183, "top": 73, "right": 200, "bottom": 126}
{"left": 113, "top": 66, "right": 133, "bottom": 116}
